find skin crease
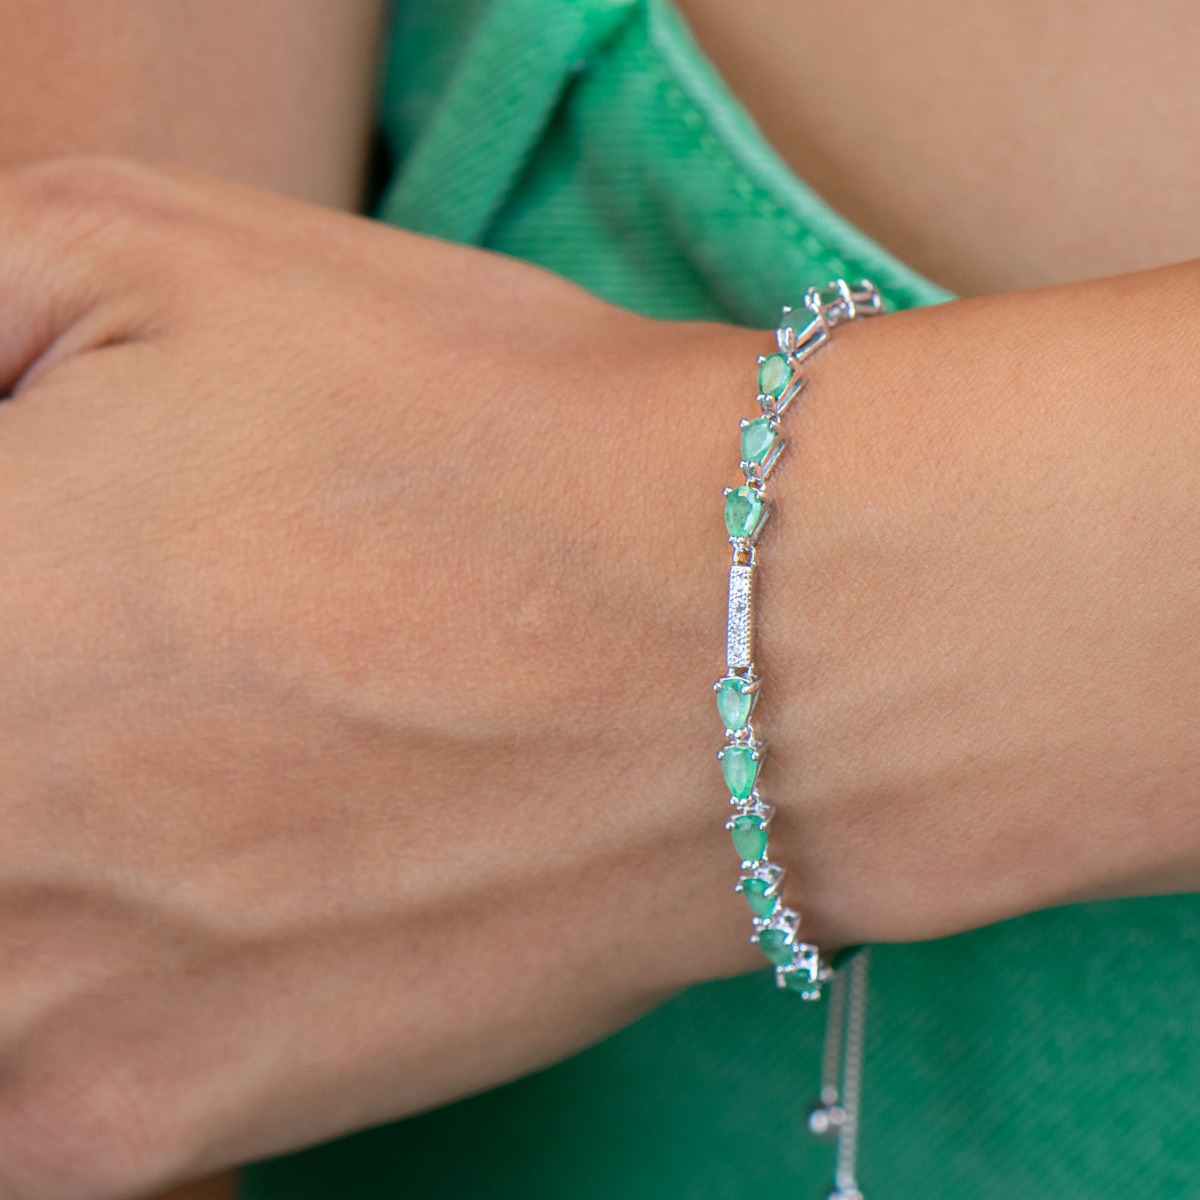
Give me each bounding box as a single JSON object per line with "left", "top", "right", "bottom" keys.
{"left": 0, "top": 5, "right": 1196, "bottom": 1199}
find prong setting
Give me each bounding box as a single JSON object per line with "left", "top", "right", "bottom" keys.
{"left": 716, "top": 282, "right": 883, "bottom": 997}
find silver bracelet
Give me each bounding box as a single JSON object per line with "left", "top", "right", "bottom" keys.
{"left": 715, "top": 278, "right": 884, "bottom": 998}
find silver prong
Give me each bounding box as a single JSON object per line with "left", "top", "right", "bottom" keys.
{"left": 757, "top": 392, "right": 780, "bottom": 420}
{"left": 772, "top": 374, "right": 806, "bottom": 417}
{"left": 776, "top": 311, "right": 797, "bottom": 354}
{"left": 757, "top": 438, "right": 786, "bottom": 481}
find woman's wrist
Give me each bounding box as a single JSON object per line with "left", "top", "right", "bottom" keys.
{"left": 642, "top": 258, "right": 1200, "bottom": 977}
{"left": 746, "top": 262, "right": 1200, "bottom": 950}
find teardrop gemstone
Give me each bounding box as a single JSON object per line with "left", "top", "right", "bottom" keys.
{"left": 720, "top": 743, "right": 760, "bottom": 799}
{"left": 715, "top": 676, "right": 755, "bottom": 732}
{"left": 783, "top": 967, "right": 822, "bottom": 998}
{"left": 729, "top": 813, "right": 768, "bottom": 862}
{"left": 758, "top": 353, "right": 791, "bottom": 398}
{"left": 724, "top": 486, "right": 766, "bottom": 540}
{"left": 740, "top": 876, "right": 778, "bottom": 918}
{"left": 740, "top": 417, "right": 779, "bottom": 466}
{"left": 757, "top": 926, "right": 794, "bottom": 967}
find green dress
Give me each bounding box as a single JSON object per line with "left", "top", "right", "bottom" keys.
{"left": 241, "top": 1, "right": 1200, "bottom": 1194}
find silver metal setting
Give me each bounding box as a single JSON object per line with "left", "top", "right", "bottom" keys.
{"left": 717, "top": 281, "right": 883, "bottom": 987}
{"left": 776, "top": 950, "right": 826, "bottom": 992}
{"left": 717, "top": 280, "right": 882, "bottom": 1199}
{"left": 739, "top": 442, "right": 786, "bottom": 486}
{"left": 749, "top": 908, "right": 796, "bottom": 955}
{"left": 735, "top": 859, "right": 786, "bottom": 898}
{"left": 725, "top": 562, "right": 756, "bottom": 669}
{"left": 726, "top": 795, "right": 773, "bottom": 820}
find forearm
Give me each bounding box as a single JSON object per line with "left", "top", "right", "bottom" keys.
{"left": 0, "top": 0, "right": 385, "bottom": 207}
{"left": 735, "top": 261, "right": 1200, "bottom": 950}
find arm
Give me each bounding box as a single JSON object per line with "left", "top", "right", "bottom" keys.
{"left": 0, "top": 0, "right": 385, "bottom": 207}
{"left": 760, "top": 266, "right": 1200, "bottom": 947}
{"left": 2, "top": 162, "right": 1200, "bottom": 1196}
{"left": 0, "top": 8, "right": 384, "bottom": 1197}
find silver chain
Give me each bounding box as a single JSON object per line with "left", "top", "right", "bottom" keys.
{"left": 833, "top": 949, "right": 870, "bottom": 1199}
{"left": 819, "top": 967, "right": 847, "bottom": 1110}
{"left": 806, "top": 949, "right": 871, "bottom": 1199}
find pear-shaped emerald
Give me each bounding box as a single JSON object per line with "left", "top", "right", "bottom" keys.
{"left": 720, "top": 743, "right": 760, "bottom": 799}
{"left": 757, "top": 926, "right": 794, "bottom": 967}
{"left": 729, "top": 813, "right": 768, "bottom": 862}
{"left": 778, "top": 308, "right": 804, "bottom": 338}
{"left": 715, "top": 676, "right": 755, "bottom": 731}
{"left": 758, "top": 353, "right": 791, "bottom": 398}
{"left": 740, "top": 418, "right": 779, "bottom": 466}
{"left": 783, "top": 968, "right": 822, "bottom": 998}
{"left": 740, "top": 876, "right": 778, "bottom": 918}
{"left": 724, "top": 486, "right": 765, "bottom": 540}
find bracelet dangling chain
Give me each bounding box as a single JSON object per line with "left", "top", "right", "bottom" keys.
{"left": 715, "top": 278, "right": 883, "bottom": 998}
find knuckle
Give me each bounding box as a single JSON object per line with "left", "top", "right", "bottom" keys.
{"left": 0, "top": 155, "right": 187, "bottom": 262}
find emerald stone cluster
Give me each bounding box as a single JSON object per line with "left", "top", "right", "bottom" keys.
{"left": 711, "top": 282, "right": 884, "bottom": 1191}
{"left": 715, "top": 304, "right": 835, "bottom": 1001}
{"left": 714, "top": 284, "right": 882, "bottom": 1000}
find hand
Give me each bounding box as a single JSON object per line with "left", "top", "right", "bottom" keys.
{"left": 0, "top": 157, "right": 761, "bottom": 1198}
{"left": 5, "top": 155, "right": 1200, "bottom": 1200}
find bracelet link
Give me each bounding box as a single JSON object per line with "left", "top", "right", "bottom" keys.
{"left": 725, "top": 562, "right": 755, "bottom": 671}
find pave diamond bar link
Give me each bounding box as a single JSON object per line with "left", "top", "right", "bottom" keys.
{"left": 715, "top": 279, "right": 884, "bottom": 1004}
{"left": 726, "top": 563, "right": 755, "bottom": 670}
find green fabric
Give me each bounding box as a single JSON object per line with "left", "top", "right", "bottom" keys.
{"left": 241, "top": 1, "right": 1200, "bottom": 1195}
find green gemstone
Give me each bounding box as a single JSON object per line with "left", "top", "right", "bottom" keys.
{"left": 724, "top": 486, "right": 766, "bottom": 540}
{"left": 715, "top": 676, "right": 755, "bottom": 731}
{"left": 783, "top": 968, "right": 822, "bottom": 998}
{"left": 779, "top": 306, "right": 819, "bottom": 342}
{"left": 757, "top": 927, "right": 794, "bottom": 967}
{"left": 720, "top": 743, "right": 760, "bottom": 799}
{"left": 740, "top": 418, "right": 779, "bottom": 465}
{"left": 778, "top": 308, "right": 804, "bottom": 337}
{"left": 740, "top": 877, "right": 778, "bottom": 918}
{"left": 757, "top": 353, "right": 790, "bottom": 398}
{"left": 729, "top": 813, "right": 768, "bottom": 862}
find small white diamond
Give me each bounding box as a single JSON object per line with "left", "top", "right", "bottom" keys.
{"left": 726, "top": 563, "right": 754, "bottom": 669}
